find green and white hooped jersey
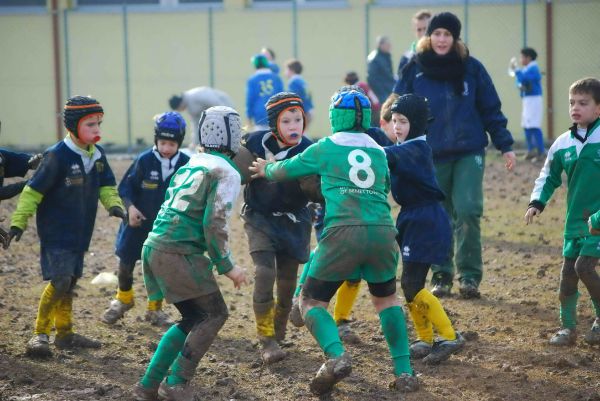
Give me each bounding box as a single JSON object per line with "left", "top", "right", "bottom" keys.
{"left": 530, "top": 119, "right": 600, "bottom": 238}
{"left": 265, "top": 131, "right": 394, "bottom": 229}
{"left": 145, "top": 151, "right": 241, "bottom": 274}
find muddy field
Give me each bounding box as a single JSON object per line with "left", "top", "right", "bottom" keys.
{"left": 0, "top": 153, "right": 598, "bottom": 401}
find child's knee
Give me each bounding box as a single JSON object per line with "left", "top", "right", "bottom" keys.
{"left": 50, "top": 275, "right": 74, "bottom": 296}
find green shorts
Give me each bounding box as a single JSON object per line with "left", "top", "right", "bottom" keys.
{"left": 563, "top": 236, "right": 600, "bottom": 259}
{"left": 308, "top": 225, "right": 399, "bottom": 283}
{"left": 142, "top": 245, "right": 219, "bottom": 304}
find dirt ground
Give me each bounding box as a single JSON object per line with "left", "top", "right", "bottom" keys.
{"left": 0, "top": 152, "right": 599, "bottom": 401}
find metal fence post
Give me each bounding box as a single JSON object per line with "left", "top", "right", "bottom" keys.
{"left": 365, "top": 2, "right": 370, "bottom": 62}
{"left": 292, "top": 0, "right": 298, "bottom": 58}
{"left": 463, "top": 0, "right": 469, "bottom": 44}
{"left": 122, "top": 2, "right": 132, "bottom": 153}
{"left": 522, "top": 0, "right": 527, "bottom": 47}
{"left": 63, "top": 8, "right": 71, "bottom": 99}
{"left": 208, "top": 7, "right": 215, "bottom": 87}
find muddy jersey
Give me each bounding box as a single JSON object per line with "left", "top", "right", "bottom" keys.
{"left": 530, "top": 118, "right": 600, "bottom": 238}
{"left": 265, "top": 131, "right": 393, "bottom": 229}
{"left": 144, "top": 151, "right": 241, "bottom": 274}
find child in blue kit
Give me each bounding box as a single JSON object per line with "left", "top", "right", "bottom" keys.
{"left": 7, "top": 96, "right": 126, "bottom": 357}
{"left": 0, "top": 123, "right": 43, "bottom": 244}
{"left": 101, "top": 112, "right": 190, "bottom": 327}
{"left": 509, "top": 47, "right": 545, "bottom": 160}
{"left": 385, "top": 94, "right": 464, "bottom": 364}
{"left": 246, "top": 54, "right": 284, "bottom": 130}
{"left": 242, "top": 92, "right": 314, "bottom": 364}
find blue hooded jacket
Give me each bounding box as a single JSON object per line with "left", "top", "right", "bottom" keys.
{"left": 394, "top": 56, "right": 513, "bottom": 163}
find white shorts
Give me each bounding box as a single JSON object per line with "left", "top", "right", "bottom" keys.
{"left": 522, "top": 95, "right": 543, "bottom": 129}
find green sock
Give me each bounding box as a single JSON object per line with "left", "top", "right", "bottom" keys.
{"left": 295, "top": 252, "right": 313, "bottom": 298}
{"left": 559, "top": 292, "right": 580, "bottom": 329}
{"left": 166, "top": 353, "right": 189, "bottom": 385}
{"left": 379, "top": 306, "right": 412, "bottom": 376}
{"left": 592, "top": 298, "right": 600, "bottom": 318}
{"left": 140, "top": 325, "right": 187, "bottom": 388}
{"left": 304, "top": 307, "right": 344, "bottom": 358}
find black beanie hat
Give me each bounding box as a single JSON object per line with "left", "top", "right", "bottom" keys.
{"left": 427, "top": 12, "right": 461, "bottom": 39}
{"left": 63, "top": 96, "right": 104, "bottom": 138}
{"left": 266, "top": 92, "right": 305, "bottom": 144}
{"left": 390, "top": 94, "right": 430, "bottom": 141}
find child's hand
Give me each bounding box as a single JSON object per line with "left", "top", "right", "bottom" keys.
{"left": 524, "top": 207, "right": 541, "bottom": 225}
{"left": 27, "top": 154, "right": 43, "bottom": 170}
{"left": 588, "top": 218, "right": 600, "bottom": 236}
{"left": 5, "top": 226, "right": 23, "bottom": 248}
{"left": 249, "top": 158, "right": 268, "bottom": 179}
{"left": 128, "top": 205, "right": 146, "bottom": 227}
{"left": 503, "top": 151, "right": 516, "bottom": 171}
{"left": 225, "top": 265, "right": 248, "bottom": 289}
{"left": 109, "top": 206, "right": 127, "bottom": 223}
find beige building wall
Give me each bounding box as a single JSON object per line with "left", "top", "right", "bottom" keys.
{"left": 0, "top": 0, "right": 598, "bottom": 149}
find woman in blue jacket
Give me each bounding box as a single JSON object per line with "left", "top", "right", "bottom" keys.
{"left": 394, "top": 12, "right": 516, "bottom": 299}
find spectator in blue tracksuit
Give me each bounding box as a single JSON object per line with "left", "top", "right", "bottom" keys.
{"left": 246, "top": 54, "right": 284, "bottom": 131}
{"left": 509, "top": 47, "right": 545, "bottom": 160}
{"left": 394, "top": 12, "right": 516, "bottom": 299}
{"left": 101, "top": 112, "right": 190, "bottom": 327}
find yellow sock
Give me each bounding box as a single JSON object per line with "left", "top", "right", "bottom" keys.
{"left": 54, "top": 294, "right": 74, "bottom": 338}
{"left": 407, "top": 300, "right": 434, "bottom": 344}
{"left": 116, "top": 288, "right": 134, "bottom": 305}
{"left": 333, "top": 281, "right": 360, "bottom": 323}
{"left": 147, "top": 299, "right": 163, "bottom": 312}
{"left": 34, "top": 283, "right": 58, "bottom": 336}
{"left": 254, "top": 301, "right": 275, "bottom": 338}
{"left": 414, "top": 288, "right": 456, "bottom": 341}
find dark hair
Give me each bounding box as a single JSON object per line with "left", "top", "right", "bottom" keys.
{"left": 344, "top": 71, "right": 359, "bottom": 85}
{"left": 169, "top": 94, "right": 183, "bottom": 110}
{"left": 521, "top": 47, "right": 537, "bottom": 61}
{"left": 570, "top": 77, "right": 600, "bottom": 104}
{"left": 286, "top": 59, "right": 303, "bottom": 75}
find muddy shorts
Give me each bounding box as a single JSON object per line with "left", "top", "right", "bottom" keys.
{"left": 308, "top": 225, "right": 399, "bottom": 283}
{"left": 40, "top": 247, "right": 84, "bottom": 281}
{"left": 142, "top": 245, "right": 219, "bottom": 304}
{"left": 243, "top": 208, "right": 311, "bottom": 263}
{"left": 563, "top": 235, "right": 600, "bottom": 258}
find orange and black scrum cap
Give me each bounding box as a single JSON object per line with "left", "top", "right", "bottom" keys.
{"left": 265, "top": 92, "right": 305, "bottom": 144}
{"left": 63, "top": 96, "right": 103, "bottom": 138}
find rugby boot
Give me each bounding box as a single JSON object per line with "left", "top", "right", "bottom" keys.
{"left": 389, "top": 373, "right": 419, "bottom": 393}
{"left": 26, "top": 334, "right": 52, "bottom": 357}
{"left": 337, "top": 320, "right": 361, "bottom": 344}
{"left": 423, "top": 333, "right": 465, "bottom": 365}
{"left": 309, "top": 352, "right": 352, "bottom": 395}
{"left": 458, "top": 279, "right": 481, "bottom": 299}
{"left": 259, "top": 336, "right": 286, "bottom": 364}
{"left": 145, "top": 310, "right": 174, "bottom": 328}
{"left": 289, "top": 297, "right": 304, "bottom": 328}
{"left": 101, "top": 299, "right": 134, "bottom": 325}
{"left": 549, "top": 328, "right": 576, "bottom": 346}
{"left": 132, "top": 383, "right": 159, "bottom": 401}
{"left": 431, "top": 272, "right": 452, "bottom": 298}
{"left": 158, "top": 381, "right": 193, "bottom": 401}
{"left": 409, "top": 340, "right": 432, "bottom": 359}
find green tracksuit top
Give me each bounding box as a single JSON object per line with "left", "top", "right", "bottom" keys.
{"left": 144, "top": 151, "right": 241, "bottom": 274}
{"left": 265, "top": 131, "right": 394, "bottom": 229}
{"left": 530, "top": 119, "right": 600, "bottom": 238}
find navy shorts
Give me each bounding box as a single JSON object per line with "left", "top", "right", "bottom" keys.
{"left": 40, "top": 247, "right": 85, "bottom": 281}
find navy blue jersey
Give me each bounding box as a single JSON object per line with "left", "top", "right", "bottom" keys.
{"left": 0, "top": 148, "right": 30, "bottom": 186}
{"left": 28, "top": 141, "right": 117, "bottom": 252}
{"left": 385, "top": 136, "right": 451, "bottom": 264}
{"left": 243, "top": 131, "right": 313, "bottom": 214}
{"left": 115, "top": 148, "right": 190, "bottom": 264}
